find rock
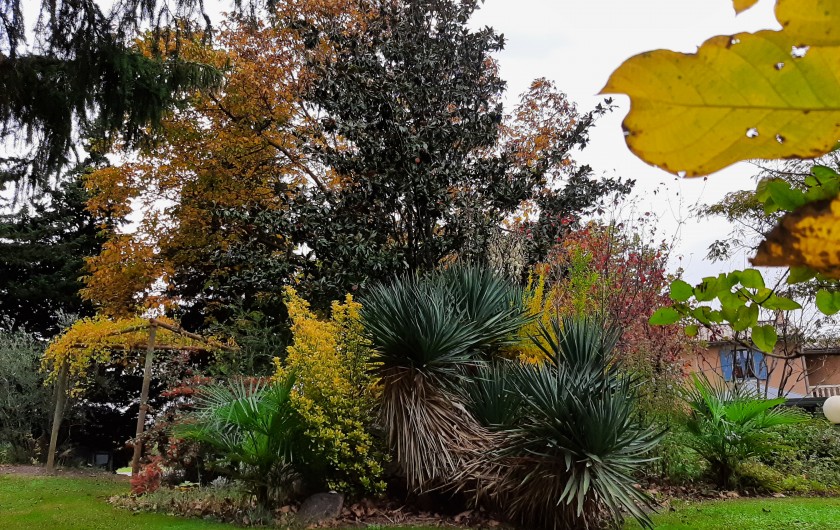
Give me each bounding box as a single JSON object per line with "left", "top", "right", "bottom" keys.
{"left": 296, "top": 492, "right": 345, "bottom": 526}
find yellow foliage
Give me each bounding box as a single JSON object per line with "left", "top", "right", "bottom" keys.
{"left": 603, "top": 1, "right": 840, "bottom": 176}
{"left": 42, "top": 316, "right": 208, "bottom": 392}
{"left": 505, "top": 265, "right": 553, "bottom": 364}
{"left": 79, "top": 235, "right": 168, "bottom": 318}
{"left": 274, "top": 287, "right": 385, "bottom": 494}
{"left": 505, "top": 235, "right": 606, "bottom": 363}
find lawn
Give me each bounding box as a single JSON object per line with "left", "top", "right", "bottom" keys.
{"left": 0, "top": 473, "right": 440, "bottom": 529}
{"left": 0, "top": 474, "right": 233, "bottom": 530}
{"left": 626, "top": 497, "right": 840, "bottom": 530}
{"left": 2, "top": 473, "right": 839, "bottom": 529}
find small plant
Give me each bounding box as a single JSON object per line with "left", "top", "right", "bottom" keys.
{"left": 131, "top": 456, "right": 163, "bottom": 495}
{"left": 679, "top": 373, "right": 806, "bottom": 489}
{"left": 173, "top": 374, "right": 305, "bottom": 505}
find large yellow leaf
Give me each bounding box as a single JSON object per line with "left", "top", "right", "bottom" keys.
{"left": 733, "top": 0, "right": 760, "bottom": 14}
{"left": 602, "top": 29, "right": 840, "bottom": 176}
{"left": 752, "top": 193, "right": 840, "bottom": 278}
{"left": 776, "top": 0, "right": 840, "bottom": 45}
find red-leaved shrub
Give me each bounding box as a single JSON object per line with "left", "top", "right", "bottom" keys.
{"left": 131, "top": 456, "right": 163, "bottom": 495}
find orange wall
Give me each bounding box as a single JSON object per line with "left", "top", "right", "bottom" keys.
{"left": 805, "top": 355, "right": 840, "bottom": 388}
{"left": 679, "top": 345, "right": 814, "bottom": 397}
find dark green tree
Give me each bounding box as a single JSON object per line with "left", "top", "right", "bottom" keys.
{"left": 263, "top": 0, "right": 631, "bottom": 303}
{"left": 0, "top": 0, "right": 278, "bottom": 189}
{"left": 0, "top": 163, "right": 105, "bottom": 336}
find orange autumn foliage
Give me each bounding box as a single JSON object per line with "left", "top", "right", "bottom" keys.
{"left": 82, "top": 7, "right": 362, "bottom": 316}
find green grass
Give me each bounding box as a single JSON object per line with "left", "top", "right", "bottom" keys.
{"left": 625, "top": 497, "right": 840, "bottom": 530}
{"left": 0, "top": 475, "right": 231, "bottom": 530}
{"left": 4, "top": 474, "right": 838, "bottom": 530}
{"left": 0, "top": 474, "right": 448, "bottom": 529}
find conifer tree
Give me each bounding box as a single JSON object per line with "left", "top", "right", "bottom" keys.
{"left": 0, "top": 160, "right": 108, "bottom": 336}
{"left": 0, "top": 0, "right": 271, "bottom": 189}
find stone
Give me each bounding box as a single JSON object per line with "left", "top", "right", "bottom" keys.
{"left": 296, "top": 492, "right": 344, "bottom": 526}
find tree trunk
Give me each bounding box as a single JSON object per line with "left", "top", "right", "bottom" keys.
{"left": 46, "top": 364, "right": 69, "bottom": 473}
{"left": 131, "top": 325, "right": 157, "bottom": 475}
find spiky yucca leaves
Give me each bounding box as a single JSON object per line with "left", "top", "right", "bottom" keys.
{"left": 681, "top": 373, "right": 806, "bottom": 489}
{"left": 173, "top": 374, "right": 305, "bottom": 505}
{"left": 436, "top": 265, "right": 526, "bottom": 354}
{"left": 361, "top": 265, "right": 525, "bottom": 492}
{"left": 463, "top": 360, "right": 523, "bottom": 428}
{"left": 530, "top": 315, "right": 620, "bottom": 371}
{"left": 486, "top": 317, "right": 661, "bottom": 530}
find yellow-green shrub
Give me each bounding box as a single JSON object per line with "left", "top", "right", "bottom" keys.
{"left": 274, "top": 287, "right": 385, "bottom": 495}
{"left": 505, "top": 245, "right": 601, "bottom": 364}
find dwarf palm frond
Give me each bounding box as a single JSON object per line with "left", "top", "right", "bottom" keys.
{"left": 173, "top": 373, "right": 305, "bottom": 505}
{"left": 680, "top": 373, "right": 806, "bottom": 488}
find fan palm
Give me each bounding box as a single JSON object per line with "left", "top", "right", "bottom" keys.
{"left": 680, "top": 373, "right": 806, "bottom": 488}
{"left": 173, "top": 373, "right": 305, "bottom": 505}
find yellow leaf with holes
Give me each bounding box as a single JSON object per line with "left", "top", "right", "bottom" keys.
{"left": 752, "top": 194, "right": 840, "bottom": 277}
{"left": 733, "top": 0, "right": 760, "bottom": 14}
{"left": 602, "top": 29, "right": 840, "bottom": 176}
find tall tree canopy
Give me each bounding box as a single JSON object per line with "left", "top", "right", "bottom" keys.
{"left": 0, "top": 0, "right": 278, "bottom": 189}
{"left": 82, "top": 0, "right": 630, "bottom": 321}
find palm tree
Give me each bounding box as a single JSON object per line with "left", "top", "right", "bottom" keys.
{"left": 360, "top": 265, "right": 525, "bottom": 492}
{"left": 174, "top": 374, "right": 306, "bottom": 505}
{"left": 681, "top": 373, "right": 806, "bottom": 488}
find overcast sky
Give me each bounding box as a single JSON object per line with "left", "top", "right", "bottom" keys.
{"left": 472, "top": 0, "right": 781, "bottom": 283}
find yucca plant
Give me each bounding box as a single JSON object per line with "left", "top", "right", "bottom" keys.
{"left": 462, "top": 360, "right": 524, "bottom": 428}
{"left": 494, "top": 316, "right": 661, "bottom": 530}
{"left": 680, "top": 373, "right": 807, "bottom": 489}
{"left": 361, "top": 265, "right": 526, "bottom": 492}
{"left": 435, "top": 265, "right": 526, "bottom": 354}
{"left": 173, "top": 373, "right": 306, "bottom": 505}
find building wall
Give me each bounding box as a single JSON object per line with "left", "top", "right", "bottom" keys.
{"left": 805, "top": 355, "right": 840, "bottom": 388}
{"left": 680, "top": 344, "right": 813, "bottom": 397}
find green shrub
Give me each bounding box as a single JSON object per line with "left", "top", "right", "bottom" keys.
{"left": 737, "top": 460, "right": 785, "bottom": 493}
{"left": 0, "top": 329, "right": 51, "bottom": 462}
{"left": 760, "top": 416, "right": 840, "bottom": 493}
{"left": 679, "top": 374, "right": 807, "bottom": 489}
{"left": 643, "top": 425, "right": 707, "bottom": 484}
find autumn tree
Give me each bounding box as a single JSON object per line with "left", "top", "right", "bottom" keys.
{"left": 517, "top": 216, "right": 695, "bottom": 406}
{"left": 82, "top": 0, "right": 629, "bottom": 324}
{"left": 82, "top": 17, "right": 315, "bottom": 323}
